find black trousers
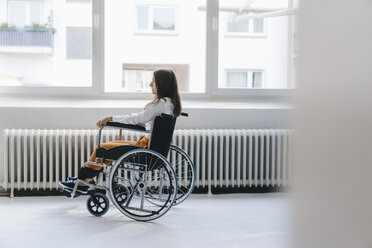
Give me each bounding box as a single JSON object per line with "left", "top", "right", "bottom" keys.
{"left": 78, "top": 167, "right": 102, "bottom": 180}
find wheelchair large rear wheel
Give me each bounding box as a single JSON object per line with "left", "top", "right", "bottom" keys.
{"left": 168, "top": 145, "right": 196, "bottom": 205}
{"left": 109, "top": 149, "right": 177, "bottom": 221}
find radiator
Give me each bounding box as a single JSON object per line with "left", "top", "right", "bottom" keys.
{"left": 2, "top": 129, "right": 293, "bottom": 197}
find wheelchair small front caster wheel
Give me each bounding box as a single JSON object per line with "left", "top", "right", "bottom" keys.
{"left": 113, "top": 184, "right": 130, "bottom": 205}
{"left": 86, "top": 193, "right": 109, "bottom": 217}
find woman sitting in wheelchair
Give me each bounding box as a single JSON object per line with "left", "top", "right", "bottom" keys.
{"left": 59, "top": 69, "right": 182, "bottom": 194}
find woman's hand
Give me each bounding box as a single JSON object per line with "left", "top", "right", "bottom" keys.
{"left": 96, "top": 116, "right": 113, "bottom": 128}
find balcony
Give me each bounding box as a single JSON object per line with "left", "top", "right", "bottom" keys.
{"left": 0, "top": 28, "right": 55, "bottom": 54}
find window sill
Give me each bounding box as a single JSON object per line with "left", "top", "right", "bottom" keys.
{"left": 224, "top": 33, "right": 267, "bottom": 39}
{"left": 134, "top": 31, "right": 179, "bottom": 36}
{"left": 0, "top": 96, "right": 294, "bottom": 110}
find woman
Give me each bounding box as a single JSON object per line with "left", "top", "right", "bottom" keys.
{"left": 59, "top": 69, "right": 182, "bottom": 193}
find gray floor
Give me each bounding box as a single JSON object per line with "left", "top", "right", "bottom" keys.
{"left": 0, "top": 193, "right": 290, "bottom": 248}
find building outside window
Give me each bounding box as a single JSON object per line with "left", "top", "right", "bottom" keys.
{"left": 219, "top": 0, "right": 290, "bottom": 90}
{"left": 105, "top": 1, "right": 205, "bottom": 93}
{"left": 0, "top": 0, "right": 92, "bottom": 86}
{"left": 0, "top": 0, "right": 293, "bottom": 94}
{"left": 66, "top": 27, "right": 92, "bottom": 59}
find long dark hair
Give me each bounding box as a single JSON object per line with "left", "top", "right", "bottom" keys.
{"left": 149, "top": 69, "right": 182, "bottom": 117}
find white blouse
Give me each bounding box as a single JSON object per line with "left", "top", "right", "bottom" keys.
{"left": 112, "top": 97, "right": 174, "bottom": 137}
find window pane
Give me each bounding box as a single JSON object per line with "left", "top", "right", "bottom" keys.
{"left": 226, "top": 71, "right": 247, "bottom": 88}
{"left": 219, "top": 0, "right": 290, "bottom": 89}
{"left": 105, "top": 1, "right": 206, "bottom": 93}
{"left": 253, "top": 18, "right": 263, "bottom": 33}
{"left": 30, "top": 3, "right": 42, "bottom": 25}
{"left": 227, "top": 13, "right": 248, "bottom": 33}
{"left": 252, "top": 71, "right": 263, "bottom": 88}
{"left": 137, "top": 7, "right": 149, "bottom": 30}
{"left": 0, "top": 1, "right": 92, "bottom": 86}
{"left": 9, "top": 1, "right": 26, "bottom": 26}
{"left": 66, "top": 27, "right": 92, "bottom": 59}
{"left": 153, "top": 7, "right": 175, "bottom": 31}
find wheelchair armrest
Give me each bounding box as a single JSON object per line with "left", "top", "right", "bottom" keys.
{"left": 105, "top": 121, "right": 150, "bottom": 133}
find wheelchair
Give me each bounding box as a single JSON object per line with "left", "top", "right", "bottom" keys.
{"left": 60, "top": 112, "right": 195, "bottom": 221}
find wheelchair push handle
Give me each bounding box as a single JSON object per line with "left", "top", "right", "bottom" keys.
{"left": 181, "top": 112, "right": 189, "bottom": 117}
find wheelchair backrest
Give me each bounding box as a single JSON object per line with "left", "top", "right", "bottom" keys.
{"left": 148, "top": 113, "right": 176, "bottom": 158}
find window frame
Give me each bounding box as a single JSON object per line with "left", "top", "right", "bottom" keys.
{"left": 0, "top": 0, "right": 294, "bottom": 99}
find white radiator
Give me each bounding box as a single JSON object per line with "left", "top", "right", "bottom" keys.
{"left": 2, "top": 129, "right": 293, "bottom": 197}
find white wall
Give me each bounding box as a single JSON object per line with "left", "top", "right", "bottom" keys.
{"left": 294, "top": 0, "right": 372, "bottom": 247}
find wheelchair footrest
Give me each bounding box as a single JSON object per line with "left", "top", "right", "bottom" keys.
{"left": 59, "top": 188, "right": 82, "bottom": 198}
{"left": 67, "top": 176, "right": 78, "bottom": 181}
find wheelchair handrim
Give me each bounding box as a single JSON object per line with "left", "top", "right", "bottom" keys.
{"left": 109, "top": 148, "right": 178, "bottom": 222}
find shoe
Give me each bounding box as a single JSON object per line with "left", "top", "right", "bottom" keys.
{"left": 59, "top": 181, "right": 89, "bottom": 194}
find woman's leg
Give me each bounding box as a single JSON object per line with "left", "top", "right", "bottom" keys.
{"left": 80, "top": 140, "right": 139, "bottom": 184}
{"left": 60, "top": 138, "right": 150, "bottom": 191}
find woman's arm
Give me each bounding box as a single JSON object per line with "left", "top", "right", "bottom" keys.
{"left": 112, "top": 101, "right": 165, "bottom": 125}
{"left": 96, "top": 116, "right": 113, "bottom": 128}
{"left": 96, "top": 100, "right": 166, "bottom": 128}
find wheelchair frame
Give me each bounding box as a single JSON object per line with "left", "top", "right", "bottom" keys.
{"left": 60, "top": 112, "right": 195, "bottom": 221}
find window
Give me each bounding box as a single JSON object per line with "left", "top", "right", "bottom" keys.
{"left": 153, "top": 7, "right": 176, "bottom": 31}
{"left": 105, "top": 1, "right": 205, "bottom": 93}
{"left": 226, "top": 13, "right": 264, "bottom": 35}
{"left": 66, "top": 27, "right": 92, "bottom": 59}
{"left": 0, "top": 0, "right": 294, "bottom": 97}
{"left": 226, "top": 71, "right": 247, "bottom": 87}
{"left": 0, "top": 0, "right": 92, "bottom": 87}
{"left": 227, "top": 13, "right": 248, "bottom": 33}
{"left": 218, "top": 0, "right": 291, "bottom": 90}
{"left": 137, "top": 7, "right": 149, "bottom": 30}
{"left": 224, "top": 70, "right": 264, "bottom": 88}
{"left": 253, "top": 18, "right": 263, "bottom": 33}
{"left": 136, "top": 6, "right": 177, "bottom": 33}
{"left": 29, "top": 3, "right": 42, "bottom": 25}
{"left": 8, "top": 1, "right": 43, "bottom": 27}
